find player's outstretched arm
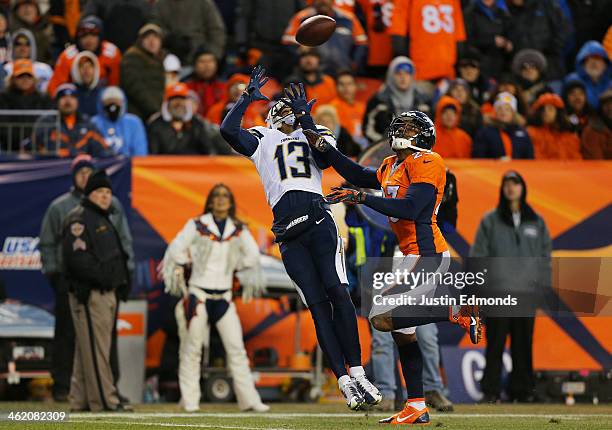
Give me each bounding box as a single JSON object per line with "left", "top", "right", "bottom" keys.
{"left": 220, "top": 65, "right": 269, "bottom": 157}
{"left": 304, "top": 129, "right": 380, "bottom": 189}
{"left": 325, "top": 183, "right": 436, "bottom": 221}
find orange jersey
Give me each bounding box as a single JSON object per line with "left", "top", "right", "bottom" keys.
{"left": 48, "top": 41, "right": 121, "bottom": 96}
{"left": 376, "top": 151, "right": 447, "bottom": 255}
{"left": 306, "top": 0, "right": 356, "bottom": 14}
{"left": 356, "top": 0, "right": 395, "bottom": 66}
{"left": 389, "top": 0, "right": 465, "bottom": 81}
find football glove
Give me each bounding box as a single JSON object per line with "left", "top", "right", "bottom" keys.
{"left": 324, "top": 186, "right": 366, "bottom": 205}
{"left": 303, "top": 129, "right": 332, "bottom": 152}
{"left": 284, "top": 82, "right": 316, "bottom": 116}
{"left": 245, "top": 64, "right": 269, "bottom": 102}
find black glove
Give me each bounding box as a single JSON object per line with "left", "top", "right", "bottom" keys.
{"left": 324, "top": 186, "right": 366, "bottom": 205}
{"left": 116, "top": 283, "right": 131, "bottom": 302}
{"left": 284, "top": 82, "right": 316, "bottom": 116}
{"left": 303, "top": 129, "right": 332, "bottom": 152}
{"left": 245, "top": 64, "right": 269, "bottom": 102}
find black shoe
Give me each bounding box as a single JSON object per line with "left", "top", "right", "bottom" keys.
{"left": 108, "top": 403, "right": 133, "bottom": 412}
{"left": 479, "top": 394, "right": 501, "bottom": 404}
{"left": 53, "top": 392, "right": 69, "bottom": 402}
{"left": 118, "top": 393, "right": 131, "bottom": 405}
{"left": 425, "top": 390, "right": 454, "bottom": 412}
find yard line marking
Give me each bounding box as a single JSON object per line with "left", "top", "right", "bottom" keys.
{"left": 71, "top": 412, "right": 612, "bottom": 420}
{"left": 75, "top": 419, "right": 293, "bottom": 430}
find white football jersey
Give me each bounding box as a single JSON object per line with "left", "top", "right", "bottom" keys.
{"left": 247, "top": 125, "right": 337, "bottom": 208}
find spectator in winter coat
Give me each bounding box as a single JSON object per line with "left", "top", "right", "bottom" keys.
{"left": 0, "top": 59, "right": 52, "bottom": 151}
{"left": 473, "top": 92, "right": 534, "bottom": 159}
{"left": 434, "top": 96, "right": 473, "bottom": 158}
{"left": 152, "top": 0, "right": 226, "bottom": 63}
{"left": 206, "top": 74, "right": 265, "bottom": 128}
{"left": 8, "top": 0, "right": 52, "bottom": 63}
{"left": 314, "top": 104, "right": 361, "bottom": 158}
{"left": 71, "top": 51, "right": 103, "bottom": 117}
{"left": 120, "top": 23, "right": 166, "bottom": 122}
{"left": 562, "top": 78, "right": 594, "bottom": 135}
{"left": 527, "top": 93, "right": 581, "bottom": 160}
{"left": 581, "top": 89, "right": 612, "bottom": 159}
{"left": 182, "top": 47, "right": 226, "bottom": 117}
{"left": 506, "top": 0, "right": 567, "bottom": 79}
{"left": 329, "top": 70, "right": 366, "bottom": 143}
{"left": 92, "top": 86, "right": 148, "bottom": 156}
{"left": 446, "top": 78, "right": 483, "bottom": 138}
{"left": 512, "top": 49, "right": 550, "bottom": 107}
{"left": 564, "top": 41, "right": 611, "bottom": 109}
{"left": 31, "top": 83, "right": 109, "bottom": 157}
{"left": 363, "top": 56, "right": 430, "bottom": 144}
{"left": 455, "top": 49, "right": 493, "bottom": 105}
{"left": 235, "top": 0, "right": 304, "bottom": 81}
{"left": 463, "top": 0, "right": 512, "bottom": 79}
{"left": 147, "top": 83, "right": 229, "bottom": 155}
{"left": 284, "top": 47, "right": 337, "bottom": 108}
{"left": 0, "top": 11, "right": 10, "bottom": 64}
{"left": 4, "top": 29, "right": 53, "bottom": 93}
{"left": 48, "top": 15, "right": 122, "bottom": 97}
{"left": 83, "top": 0, "right": 152, "bottom": 52}
{"left": 481, "top": 75, "right": 528, "bottom": 126}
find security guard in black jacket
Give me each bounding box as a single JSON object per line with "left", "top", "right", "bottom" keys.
{"left": 62, "top": 170, "right": 130, "bottom": 411}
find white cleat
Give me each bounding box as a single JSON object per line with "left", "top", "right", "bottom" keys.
{"left": 353, "top": 374, "right": 383, "bottom": 406}
{"left": 242, "top": 403, "right": 270, "bottom": 413}
{"left": 340, "top": 380, "right": 366, "bottom": 411}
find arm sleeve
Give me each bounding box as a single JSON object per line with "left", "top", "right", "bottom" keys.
{"left": 469, "top": 216, "right": 490, "bottom": 257}
{"left": 363, "top": 182, "right": 435, "bottom": 220}
{"left": 322, "top": 147, "right": 380, "bottom": 188}
{"left": 39, "top": 205, "right": 61, "bottom": 274}
{"left": 130, "top": 117, "right": 149, "bottom": 156}
{"left": 219, "top": 94, "right": 260, "bottom": 157}
{"left": 112, "top": 199, "right": 135, "bottom": 273}
{"left": 167, "top": 220, "right": 197, "bottom": 265}
{"left": 237, "top": 227, "right": 261, "bottom": 270}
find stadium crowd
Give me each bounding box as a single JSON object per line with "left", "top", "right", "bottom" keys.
{"left": 0, "top": 0, "right": 609, "bottom": 159}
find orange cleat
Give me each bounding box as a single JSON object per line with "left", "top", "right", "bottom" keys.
{"left": 378, "top": 402, "right": 430, "bottom": 425}
{"left": 449, "top": 305, "right": 482, "bottom": 344}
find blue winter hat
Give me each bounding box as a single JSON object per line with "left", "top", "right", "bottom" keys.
{"left": 394, "top": 62, "right": 414, "bottom": 75}
{"left": 55, "top": 83, "right": 78, "bottom": 100}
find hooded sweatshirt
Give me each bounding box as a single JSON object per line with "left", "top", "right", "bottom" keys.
{"left": 70, "top": 51, "right": 102, "bottom": 117}
{"left": 564, "top": 41, "right": 612, "bottom": 109}
{"left": 92, "top": 86, "right": 149, "bottom": 156}
{"left": 434, "top": 96, "right": 473, "bottom": 158}
{"left": 363, "top": 56, "right": 430, "bottom": 143}
{"left": 3, "top": 29, "right": 53, "bottom": 93}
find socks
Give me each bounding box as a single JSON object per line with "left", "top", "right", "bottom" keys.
{"left": 327, "top": 284, "right": 362, "bottom": 367}
{"left": 309, "top": 301, "right": 348, "bottom": 379}
{"left": 349, "top": 366, "right": 365, "bottom": 378}
{"left": 407, "top": 398, "right": 426, "bottom": 410}
{"left": 396, "top": 340, "right": 424, "bottom": 401}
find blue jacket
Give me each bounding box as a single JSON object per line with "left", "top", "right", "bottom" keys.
{"left": 92, "top": 89, "right": 148, "bottom": 156}
{"left": 473, "top": 124, "right": 534, "bottom": 159}
{"left": 564, "top": 41, "right": 611, "bottom": 109}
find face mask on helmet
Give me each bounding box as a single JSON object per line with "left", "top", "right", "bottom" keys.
{"left": 266, "top": 99, "right": 295, "bottom": 130}
{"left": 388, "top": 111, "right": 435, "bottom": 152}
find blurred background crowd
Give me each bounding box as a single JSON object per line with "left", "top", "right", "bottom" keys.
{"left": 0, "top": 0, "right": 610, "bottom": 160}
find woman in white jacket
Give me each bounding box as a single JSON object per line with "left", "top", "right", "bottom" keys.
{"left": 163, "top": 184, "right": 269, "bottom": 412}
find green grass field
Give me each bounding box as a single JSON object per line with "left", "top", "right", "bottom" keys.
{"left": 1, "top": 402, "right": 611, "bottom": 430}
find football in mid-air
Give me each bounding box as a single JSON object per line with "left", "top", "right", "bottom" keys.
{"left": 295, "top": 15, "right": 336, "bottom": 47}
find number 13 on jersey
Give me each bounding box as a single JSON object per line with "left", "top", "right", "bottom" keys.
{"left": 274, "top": 141, "right": 312, "bottom": 181}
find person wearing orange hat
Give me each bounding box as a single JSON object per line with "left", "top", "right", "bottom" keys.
{"left": 147, "top": 83, "right": 229, "bottom": 154}
{"left": 0, "top": 58, "right": 51, "bottom": 152}
{"left": 433, "top": 96, "right": 473, "bottom": 158}
{"left": 206, "top": 73, "right": 265, "bottom": 128}
{"left": 527, "top": 93, "right": 582, "bottom": 160}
